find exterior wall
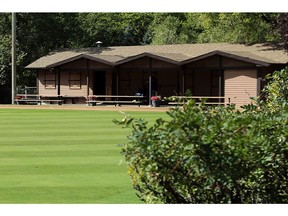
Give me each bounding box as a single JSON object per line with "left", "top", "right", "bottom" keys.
{"left": 119, "top": 57, "right": 150, "bottom": 69}
{"left": 59, "top": 58, "right": 112, "bottom": 97}
{"left": 117, "top": 70, "right": 145, "bottom": 95}
{"left": 36, "top": 55, "right": 271, "bottom": 107}
{"left": 118, "top": 57, "right": 178, "bottom": 69}
{"left": 222, "top": 57, "right": 254, "bottom": 67}
{"left": 187, "top": 55, "right": 255, "bottom": 68}
{"left": 152, "top": 58, "right": 178, "bottom": 69}
{"left": 38, "top": 70, "right": 58, "bottom": 96}
{"left": 59, "top": 71, "right": 88, "bottom": 97}
{"left": 60, "top": 58, "right": 87, "bottom": 69}
{"left": 60, "top": 58, "right": 111, "bottom": 70}
{"left": 118, "top": 70, "right": 131, "bottom": 95}
{"left": 38, "top": 58, "right": 113, "bottom": 102}
{"left": 189, "top": 55, "right": 220, "bottom": 68}
{"left": 105, "top": 71, "right": 113, "bottom": 95}
{"left": 38, "top": 69, "right": 89, "bottom": 103}
{"left": 224, "top": 69, "right": 257, "bottom": 107}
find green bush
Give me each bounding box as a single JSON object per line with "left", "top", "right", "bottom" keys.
{"left": 115, "top": 67, "right": 288, "bottom": 203}
{"left": 263, "top": 67, "right": 288, "bottom": 112}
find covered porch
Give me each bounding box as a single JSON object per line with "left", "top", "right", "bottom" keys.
{"left": 104, "top": 53, "right": 225, "bottom": 106}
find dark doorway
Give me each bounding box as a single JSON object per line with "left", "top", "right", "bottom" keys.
{"left": 93, "top": 71, "right": 106, "bottom": 95}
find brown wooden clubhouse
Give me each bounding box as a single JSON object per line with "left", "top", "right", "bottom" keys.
{"left": 24, "top": 43, "right": 288, "bottom": 107}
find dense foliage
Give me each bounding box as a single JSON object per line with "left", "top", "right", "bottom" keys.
{"left": 0, "top": 12, "right": 287, "bottom": 102}
{"left": 263, "top": 67, "right": 288, "bottom": 112}
{"left": 116, "top": 68, "right": 288, "bottom": 203}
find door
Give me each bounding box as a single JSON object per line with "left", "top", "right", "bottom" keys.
{"left": 93, "top": 71, "right": 106, "bottom": 95}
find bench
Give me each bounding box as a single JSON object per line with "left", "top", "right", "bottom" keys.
{"left": 86, "top": 95, "right": 146, "bottom": 107}
{"left": 15, "top": 95, "right": 63, "bottom": 105}
{"left": 86, "top": 100, "right": 142, "bottom": 107}
{"left": 15, "top": 99, "right": 63, "bottom": 105}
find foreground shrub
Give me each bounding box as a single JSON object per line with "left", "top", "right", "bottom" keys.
{"left": 115, "top": 67, "right": 288, "bottom": 203}
{"left": 115, "top": 101, "right": 288, "bottom": 203}
{"left": 263, "top": 67, "right": 288, "bottom": 112}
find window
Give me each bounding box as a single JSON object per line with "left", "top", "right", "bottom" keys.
{"left": 45, "top": 71, "right": 56, "bottom": 89}
{"left": 69, "top": 72, "right": 82, "bottom": 89}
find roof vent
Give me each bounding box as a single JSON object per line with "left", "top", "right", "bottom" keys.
{"left": 96, "top": 41, "right": 103, "bottom": 48}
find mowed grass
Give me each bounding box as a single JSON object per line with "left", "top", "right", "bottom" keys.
{"left": 0, "top": 108, "right": 169, "bottom": 203}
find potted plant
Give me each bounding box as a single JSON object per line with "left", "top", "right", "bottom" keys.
{"left": 151, "top": 96, "right": 161, "bottom": 107}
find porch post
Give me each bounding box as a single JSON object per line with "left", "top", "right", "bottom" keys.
{"left": 219, "top": 56, "right": 224, "bottom": 104}
{"left": 177, "top": 69, "right": 180, "bottom": 94}
{"left": 256, "top": 65, "right": 262, "bottom": 97}
{"left": 86, "top": 59, "right": 90, "bottom": 98}
{"left": 116, "top": 69, "right": 119, "bottom": 96}
{"left": 180, "top": 65, "right": 185, "bottom": 95}
{"left": 57, "top": 67, "right": 61, "bottom": 96}
{"left": 149, "top": 58, "right": 152, "bottom": 106}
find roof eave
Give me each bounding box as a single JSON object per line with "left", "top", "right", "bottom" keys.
{"left": 181, "top": 50, "right": 271, "bottom": 67}
{"left": 25, "top": 53, "right": 115, "bottom": 70}
{"left": 115, "top": 52, "right": 181, "bottom": 66}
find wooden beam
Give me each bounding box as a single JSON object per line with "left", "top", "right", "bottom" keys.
{"left": 257, "top": 66, "right": 262, "bottom": 97}
{"left": 57, "top": 67, "right": 61, "bottom": 96}
{"left": 149, "top": 58, "right": 152, "bottom": 106}
{"left": 180, "top": 65, "right": 185, "bottom": 95}
{"left": 86, "top": 59, "right": 90, "bottom": 98}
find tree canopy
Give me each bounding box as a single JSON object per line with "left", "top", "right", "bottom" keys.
{"left": 0, "top": 13, "right": 287, "bottom": 102}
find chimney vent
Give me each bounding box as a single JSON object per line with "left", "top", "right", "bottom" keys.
{"left": 96, "top": 41, "right": 103, "bottom": 48}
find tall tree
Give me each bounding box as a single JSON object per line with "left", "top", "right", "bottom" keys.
{"left": 78, "top": 13, "right": 153, "bottom": 46}
{"left": 146, "top": 13, "right": 200, "bottom": 45}
{"left": 194, "top": 13, "right": 278, "bottom": 44}
{"left": 16, "top": 13, "right": 83, "bottom": 87}
{"left": 273, "top": 13, "right": 288, "bottom": 50}
{"left": 0, "top": 13, "right": 25, "bottom": 87}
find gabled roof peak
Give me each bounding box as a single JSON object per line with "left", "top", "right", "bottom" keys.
{"left": 26, "top": 43, "right": 288, "bottom": 69}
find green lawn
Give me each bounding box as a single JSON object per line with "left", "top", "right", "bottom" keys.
{"left": 0, "top": 108, "right": 168, "bottom": 203}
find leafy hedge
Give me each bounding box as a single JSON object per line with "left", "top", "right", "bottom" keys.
{"left": 115, "top": 67, "right": 288, "bottom": 203}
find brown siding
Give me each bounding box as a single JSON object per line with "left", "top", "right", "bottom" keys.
{"left": 119, "top": 57, "right": 149, "bottom": 69}
{"left": 38, "top": 70, "right": 58, "bottom": 96}
{"left": 152, "top": 59, "right": 178, "bottom": 69}
{"left": 225, "top": 69, "right": 257, "bottom": 107}
{"left": 60, "top": 71, "right": 87, "bottom": 97}
{"left": 60, "top": 58, "right": 87, "bottom": 69}
{"left": 89, "top": 61, "right": 112, "bottom": 70}
{"left": 117, "top": 70, "right": 144, "bottom": 96}
{"left": 188, "top": 55, "right": 220, "bottom": 68}
{"left": 59, "top": 58, "right": 112, "bottom": 70}
{"left": 118, "top": 70, "right": 131, "bottom": 95}
{"left": 222, "top": 57, "right": 254, "bottom": 67}
{"left": 105, "top": 71, "right": 113, "bottom": 95}
{"left": 118, "top": 57, "right": 178, "bottom": 69}
{"left": 186, "top": 56, "right": 255, "bottom": 68}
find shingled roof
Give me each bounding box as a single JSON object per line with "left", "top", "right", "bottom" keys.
{"left": 25, "top": 43, "right": 288, "bottom": 69}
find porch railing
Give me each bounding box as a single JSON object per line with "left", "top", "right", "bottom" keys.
{"left": 166, "top": 96, "right": 227, "bottom": 105}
